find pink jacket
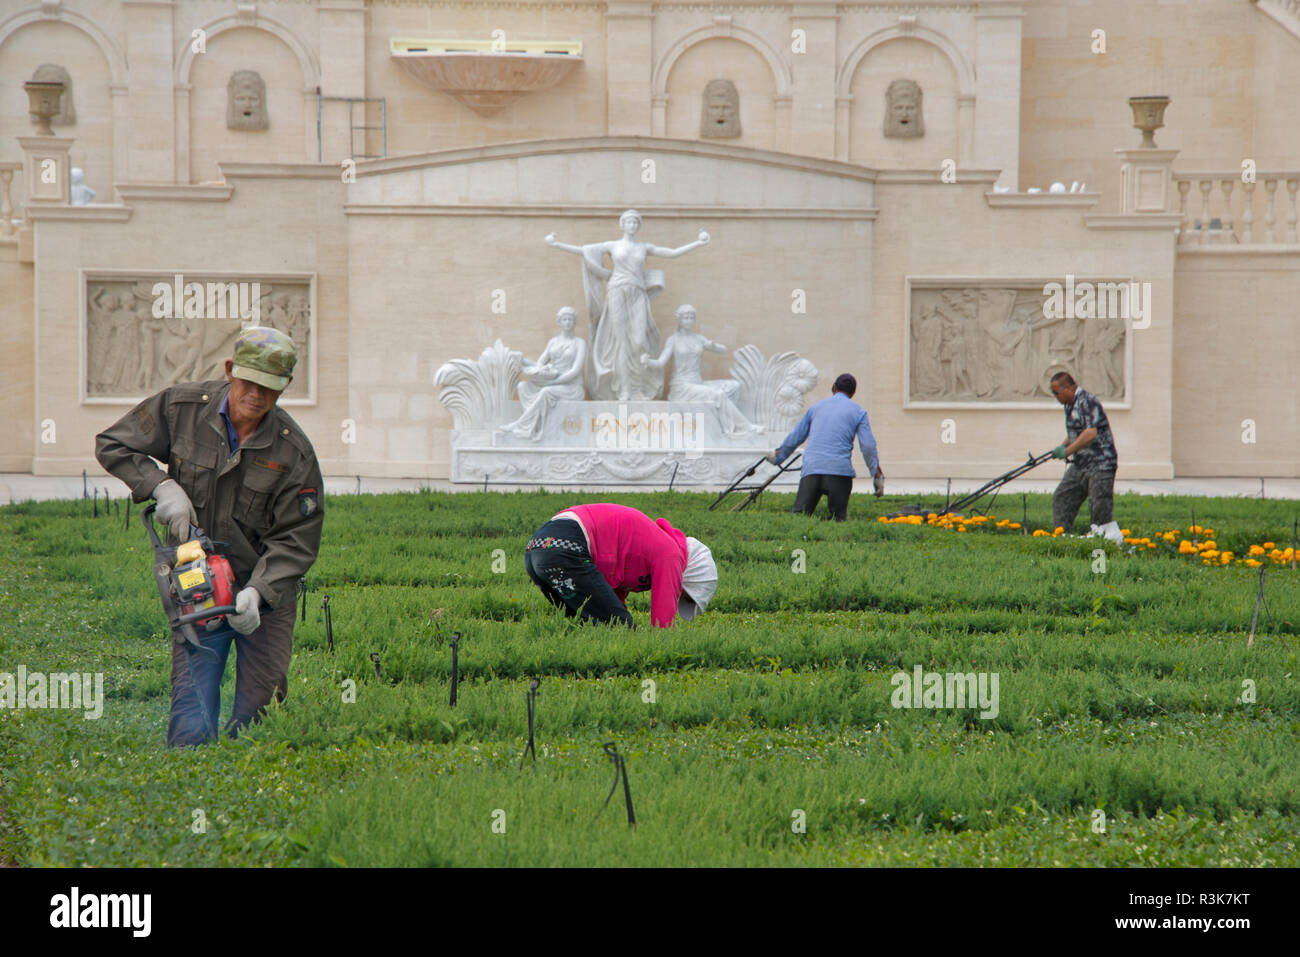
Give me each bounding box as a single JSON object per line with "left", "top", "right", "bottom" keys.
{"left": 566, "top": 503, "right": 688, "bottom": 628}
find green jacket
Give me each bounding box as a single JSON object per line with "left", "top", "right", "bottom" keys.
{"left": 95, "top": 379, "right": 324, "bottom": 609}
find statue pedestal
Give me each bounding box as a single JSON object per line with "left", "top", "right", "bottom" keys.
{"left": 449, "top": 400, "right": 789, "bottom": 486}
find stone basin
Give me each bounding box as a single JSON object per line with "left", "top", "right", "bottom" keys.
{"left": 391, "top": 39, "right": 583, "bottom": 116}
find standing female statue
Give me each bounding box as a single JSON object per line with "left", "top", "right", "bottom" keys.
{"left": 545, "top": 210, "right": 709, "bottom": 401}
{"left": 502, "top": 307, "right": 587, "bottom": 440}
{"left": 641, "top": 304, "right": 759, "bottom": 434}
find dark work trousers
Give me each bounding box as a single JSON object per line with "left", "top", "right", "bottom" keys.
{"left": 791, "top": 473, "right": 855, "bottom": 522}
{"left": 167, "top": 597, "right": 296, "bottom": 747}
{"left": 524, "top": 518, "right": 635, "bottom": 628}
{"left": 1052, "top": 464, "right": 1116, "bottom": 531}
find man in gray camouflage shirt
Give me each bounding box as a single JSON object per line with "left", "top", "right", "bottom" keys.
{"left": 1048, "top": 371, "right": 1118, "bottom": 536}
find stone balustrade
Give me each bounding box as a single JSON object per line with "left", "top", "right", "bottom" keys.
{"left": 0, "top": 162, "right": 20, "bottom": 239}
{"left": 1173, "top": 170, "right": 1300, "bottom": 246}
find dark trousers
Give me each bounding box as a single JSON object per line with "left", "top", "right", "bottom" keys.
{"left": 792, "top": 473, "right": 854, "bottom": 522}
{"left": 524, "top": 519, "right": 634, "bottom": 628}
{"left": 1052, "top": 464, "right": 1116, "bottom": 531}
{"left": 167, "top": 597, "right": 296, "bottom": 747}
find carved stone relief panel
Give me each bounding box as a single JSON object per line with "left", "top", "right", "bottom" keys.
{"left": 907, "top": 284, "right": 1128, "bottom": 405}
{"left": 85, "top": 276, "right": 311, "bottom": 400}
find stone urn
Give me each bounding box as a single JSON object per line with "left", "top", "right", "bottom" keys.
{"left": 1128, "top": 95, "right": 1170, "bottom": 148}
{"left": 24, "top": 80, "right": 64, "bottom": 135}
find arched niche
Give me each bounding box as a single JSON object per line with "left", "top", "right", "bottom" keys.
{"left": 0, "top": 7, "right": 124, "bottom": 202}
{"left": 836, "top": 25, "right": 974, "bottom": 165}
{"left": 176, "top": 14, "right": 319, "bottom": 183}
{"left": 653, "top": 23, "right": 791, "bottom": 149}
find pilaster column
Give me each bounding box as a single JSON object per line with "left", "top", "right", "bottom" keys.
{"left": 123, "top": 0, "right": 176, "bottom": 182}
{"left": 789, "top": 3, "right": 837, "bottom": 159}
{"left": 607, "top": 2, "right": 654, "bottom": 135}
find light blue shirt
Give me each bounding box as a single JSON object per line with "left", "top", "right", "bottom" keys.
{"left": 218, "top": 393, "right": 240, "bottom": 452}
{"left": 776, "top": 392, "right": 879, "bottom": 478}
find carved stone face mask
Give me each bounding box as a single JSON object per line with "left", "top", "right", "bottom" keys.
{"left": 700, "top": 79, "right": 741, "bottom": 138}
{"left": 884, "top": 79, "right": 924, "bottom": 138}
{"left": 227, "top": 71, "right": 269, "bottom": 130}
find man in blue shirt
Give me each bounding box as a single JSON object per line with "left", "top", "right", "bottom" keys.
{"left": 768, "top": 373, "right": 883, "bottom": 521}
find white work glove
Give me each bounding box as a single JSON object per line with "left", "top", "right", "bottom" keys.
{"left": 154, "top": 478, "right": 197, "bottom": 542}
{"left": 873, "top": 469, "right": 885, "bottom": 497}
{"left": 227, "top": 586, "right": 262, "bottom": 635}
{"left": 766, "top": 449, "right": 781, "bottom": 465}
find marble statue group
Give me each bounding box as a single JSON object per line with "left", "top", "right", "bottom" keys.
{"left": 433, "top": 210, "right": 822, "bottom": 483}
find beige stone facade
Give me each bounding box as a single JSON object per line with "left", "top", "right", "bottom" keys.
{"left": 1, "top": 0, "right": 1297, "bottom": 480}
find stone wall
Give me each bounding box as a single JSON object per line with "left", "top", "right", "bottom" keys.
{"left": 1019, "top": 0, "right": 1300, "bottom": 202}
{"left": 0, "top": 245, "right": 34, "bottom": 471}
{"left": 1173, "top": 250, "right": 1300, "bottom": 477}
{"left": 1, "top": 0, "right": 1297, "bottom": 480}
{"left": 25, "top": 170, "right": 348, "bottom": 476}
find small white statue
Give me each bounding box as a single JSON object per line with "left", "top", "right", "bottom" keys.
{"left": 70, "top": 167, "right": 95, "bottom": 205}
{"left": 641, "top": 304, "right": 759, "bottom": 434}
{"left": 501, "top": 306, "right": 587, "bottom": 440}
{"left": 545, "top": 210, "right": 709, "bottom": 402}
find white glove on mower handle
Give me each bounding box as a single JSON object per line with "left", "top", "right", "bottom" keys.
{"left": 154, "top": 479, "right": 197, "bottom": 543}
{"left": 227, "top": 586, "right": 262, "bottom": 636}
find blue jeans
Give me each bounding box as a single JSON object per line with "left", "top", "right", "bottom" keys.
{"left": 167, "top": 598, "right": 296, "bottom": 747}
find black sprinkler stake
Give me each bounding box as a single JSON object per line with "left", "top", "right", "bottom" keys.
{"left": 518, "top": 678, "right": 539, "bottom": 769}
{"left": 323, "top": 595, "right": 334, "bottom": 655}
{"left": 595, "top": 742, "right": 636, "bottom": 829}
{"left": 1247, "top": 565, "right": 1285, "bottom": 650}
{"left": 449, "top": 632, "right": 461, "bottom": 707}
{"left": 370, "top": 652, "right": 382, "bottom": 679}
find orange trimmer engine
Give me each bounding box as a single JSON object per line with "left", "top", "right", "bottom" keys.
{"left": 142, "top": 503, "right": 239, "bottom": 656}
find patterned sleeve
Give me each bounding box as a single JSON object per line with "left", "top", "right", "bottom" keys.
{"left": 1079, "top": 392, "right": 1108, "bottom": 431}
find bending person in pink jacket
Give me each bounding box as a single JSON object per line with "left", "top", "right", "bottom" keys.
{"left": 524, "top": 503, "right": 717, "bottom": 628}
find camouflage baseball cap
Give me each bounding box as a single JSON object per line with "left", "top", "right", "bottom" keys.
{"left": 231, "top": 326, "right": 296, "bottom": 391}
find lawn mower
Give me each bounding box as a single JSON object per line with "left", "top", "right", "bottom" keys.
{"left": 142, "top": 502, "right": 238, "bottom": 662}
{"left": 708, "top": 452, "right": 802, "bottom": 512}
{"left": 885, "top": 450, "right": 1058, "bottom": 520}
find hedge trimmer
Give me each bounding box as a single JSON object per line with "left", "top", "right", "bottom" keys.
{"left": 142, "top": 503, "right": 238, "bottom": 661}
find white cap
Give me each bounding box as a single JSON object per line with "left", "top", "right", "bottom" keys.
{"left": 678, "top": 537, "right": 718, "bottom": 621}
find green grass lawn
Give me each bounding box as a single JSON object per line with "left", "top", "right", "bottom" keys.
{"left": 1, "top": 489, "right": 1297, "bottom": 866}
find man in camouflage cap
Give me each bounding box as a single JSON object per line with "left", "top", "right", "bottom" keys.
{"left": 96, "top": 326, "right": 324, "bottom": 747}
